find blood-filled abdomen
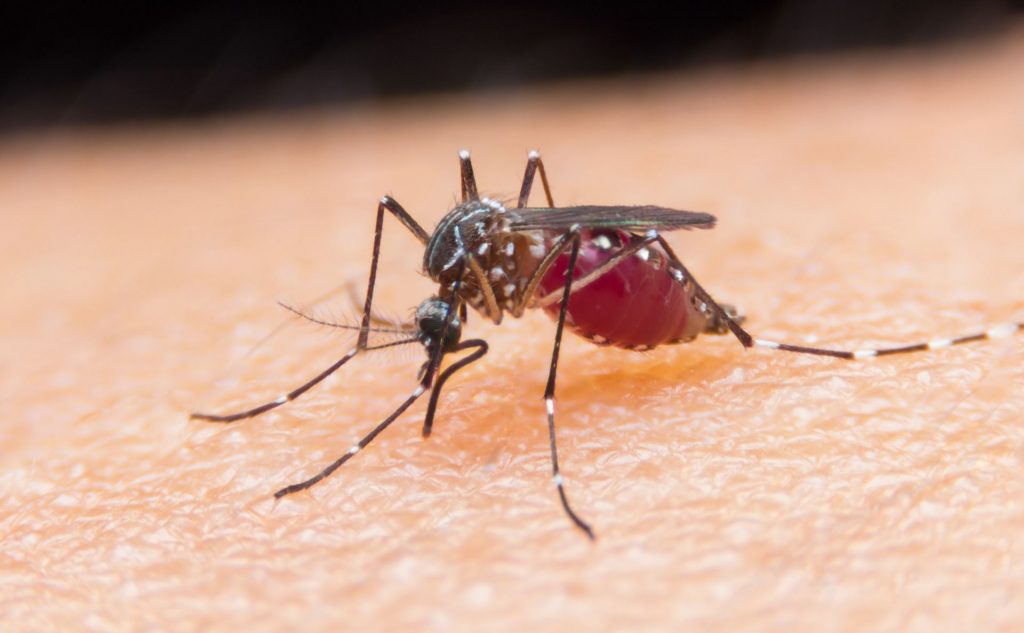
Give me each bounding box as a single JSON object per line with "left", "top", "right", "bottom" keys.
{"left": 537, "top": 229, "right": 709, "bottom": 350}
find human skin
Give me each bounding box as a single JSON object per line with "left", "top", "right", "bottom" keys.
{"left": 2, "top": 33, "right": 1023, "bottom": 633}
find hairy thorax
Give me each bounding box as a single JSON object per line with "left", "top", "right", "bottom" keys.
{"left": 423, "top": 199, "right": 547, "bottom": 321}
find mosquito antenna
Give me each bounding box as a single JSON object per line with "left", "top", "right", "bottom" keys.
{"left": 277, "top": 300, "right": 413, "bottom": 335}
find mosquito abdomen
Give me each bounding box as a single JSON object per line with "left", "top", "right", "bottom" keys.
{"left": 537, "top": 229, "right": 709, "bottom": 350}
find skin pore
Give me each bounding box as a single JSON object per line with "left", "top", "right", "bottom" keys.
{"left": 2, "top": 33, "right": 1023, "bottom": 632}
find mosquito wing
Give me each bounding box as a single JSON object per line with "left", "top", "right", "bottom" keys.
{"left": 509, "top": 205, "right": 716, "bottom": 232}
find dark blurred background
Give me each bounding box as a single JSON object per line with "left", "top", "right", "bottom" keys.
{"left": 2, "top": 0, "right": 1021, "bottom": 133}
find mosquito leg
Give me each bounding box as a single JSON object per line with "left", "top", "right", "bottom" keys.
{"left": 273, "top": 382, "right": 431, "bottom": 497}
{"left": 516, "top": 149, "right": 555, "bottom": 208}
{"left": 380, "top": 195, "right": 430, "bottom": 245}
{"left": 509, "top": 228, "right": 578, "bottom": 317}
{"left": 191, "top": 352, "right": 360, "bottom": 422}
{"left": 656, "top": 236, "right": 1023, "bottom": 359}
{"left": 539, "top": 229, "right": 595, "bottom": 540}
{"left": 422, "top": 339, "right": 489, "bottom": 438}
{"left": 276, "top": 260, "right": 468, "bottom": 497}
{"left": 459, "top": 149, "right": 480, "bottom": 202}
{"left": 522, "top": 231, "right": 662, "bottom": 313}
{"left": 464, "top": 254, "right": 503, "bottom": 324}
{"left": 191, "top": 195, "right": 428, "bottom": 422}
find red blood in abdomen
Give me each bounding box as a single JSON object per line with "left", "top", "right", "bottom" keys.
{"left": 538, "top": 229, "right": 699, "bottom": 349}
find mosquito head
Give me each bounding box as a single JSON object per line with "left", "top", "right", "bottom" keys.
{"left": 415, "top": 296, "right": 462, "bottom": 352}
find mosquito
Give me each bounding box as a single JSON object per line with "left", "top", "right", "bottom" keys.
{"left": 192, "top": 149, "right": 1022, "bottom": 539}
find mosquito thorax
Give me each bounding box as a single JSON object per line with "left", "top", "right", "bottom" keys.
{"left": 423, "top": 198, "right": 546, "bottom": 321}
{"left": 415, "top": 296, "right": 462, "bottom": 351}
{"left": 423, "top": 199, "right": 509, "bottom": 280}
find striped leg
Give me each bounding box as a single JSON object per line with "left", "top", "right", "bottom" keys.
{"left": 190, "top": 196, "right": 428, "bottom": 423}
{"left": 751, "top": 322, "right": 1022, "bottom": 359}
{"left": 459, "top": 149, "right": 479, "bottom": 202}
{"left": 542, "top": 228, "right": 595, "bottom": 540}
{"left": 656, "top": 236, "right": 1022, "bottom": 359}
{"left": 275, "top": 261, "right": 468, "bottom": 498}
{"left": 517, "top": 149, "right": 555, "bottom": 208}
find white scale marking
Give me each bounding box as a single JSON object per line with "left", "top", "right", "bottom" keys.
{"left": 593, "top": 235, "right": 612, "bottom": 250}
{"left": 553, "top": 473, "right": 564, "bottom": 487}
{"left": 348, "top": 445, "right": 361, "bottom": 455}
{"left": 928, "top": 338, "right": 953, "bottom": 350}
{"left": 545, "top": 398, "right": 555, "bottom": 416}
{"left": 987, "top": 323, "right": 1018, "bottom": 339}
{"left": 853, "top": 350, "right": 878, "bottom": 359}
{"left": 529, "top": 243, "right": 546, "bottom": 258}
{"left": 671, "top": 268, "right": 684, "bottom": 282}
{"left": 505, "top": 242, "right": 515, "bottom": 256}
{"left": 476, "top": 243, "right": 489, "bottom": 255}
{"left": 755, "top": 339, "right": 780, "bottom": 349}
{"left": 636, "top": 248, "right": 650, "bottom": 261}
{"left": 458, "top": 149, "right": 470, "bottom": 159}
{"left": 274, "top": 394, "right": 289, "bottom": 405}
{"left": 504, "top": 283, "right": 516, "bottom": 296}
{"left": 528, "top": 150, "right": 540, "bottom": 159}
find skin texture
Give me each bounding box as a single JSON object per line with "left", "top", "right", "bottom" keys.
{"left": 2, "top": 32, "right": 1024, "bottom": 633}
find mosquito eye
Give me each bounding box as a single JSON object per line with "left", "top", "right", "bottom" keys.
{"left": 415, "top": 298, "right": 462, "bottom": 349}
{"left": 418, "top": 317, "right": 444, "bottom": 335}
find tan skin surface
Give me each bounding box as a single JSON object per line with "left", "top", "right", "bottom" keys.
{"left": 2, "top": 33, "right": 1024, "bottom": 633}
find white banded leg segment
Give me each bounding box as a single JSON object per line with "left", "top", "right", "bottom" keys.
{"left": 541, "top": 232, "right": 595, "bottom": 539}
{"left": 987, "top": 323, "right": 1020, "bottom": 339}
{"left": 546, "top": 393, "right": 595, "bottom": 542}
{"left": 517, "top": 149, "right": 555, "bottom": 209}
{"left": 191, "top": 348, "right": 364, "bottom": 422}
{"left": 274, "top": 381, "right": 431, "bottom": 498}
{"left": 750, "top": 320, "right": 1022, "bottom": 361}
